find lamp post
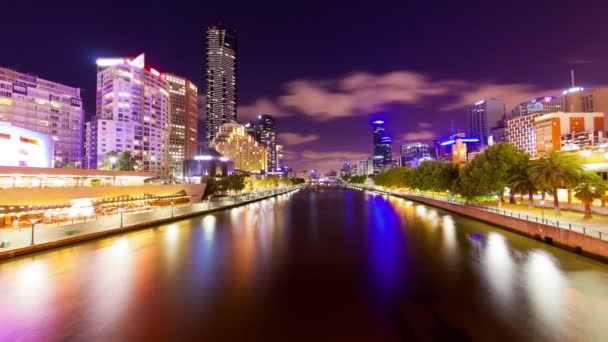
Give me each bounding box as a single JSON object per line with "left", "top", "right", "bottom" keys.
{"left": 109, "top": 156, "right": 118, "bottom": 171}
{"left": 540, "top": 200, "right": 545, "bottom": 223}
{"left": 119, "top": 207, "right": 124, "bottom": 227}
{"left": 170, "top": 200, "right": 174, "bottom": 218}
{"left": 30, "top": 218, "right": 39, "bottom": 246}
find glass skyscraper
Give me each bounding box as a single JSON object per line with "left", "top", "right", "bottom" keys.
{"left": 206, "top": 25, "right": 237, "bottom": 147}
{"left": 372, "top": 120, "right": 392, "bottom": 171}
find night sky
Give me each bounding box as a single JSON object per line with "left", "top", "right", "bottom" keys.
{"left": 3, "top": 0, "right": 608, "bottom": 171}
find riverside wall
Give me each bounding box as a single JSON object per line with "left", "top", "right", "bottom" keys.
{"left": 404, "top": 194, "right": 608, "bottom": 262}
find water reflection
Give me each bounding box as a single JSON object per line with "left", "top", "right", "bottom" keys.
{"left": 0, "top": 189, "right": 607, "bottom": 341}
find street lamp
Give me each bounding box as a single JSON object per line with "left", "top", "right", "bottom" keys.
{"left": 118, "top": 207, "right": 124, "bottom": 227}
{"left": 540, "top": 200, "right": 545, "bottom": 223}
{"left": 170, "top": 200, "right": 174, "bottom": 218}
{"left": 109, "top": 156, "right": 118, "bottom": 170}
{"left": 30, "top": 218, "right": 39, "bottom": 246}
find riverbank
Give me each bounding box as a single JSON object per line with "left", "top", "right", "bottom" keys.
{"left": 349, "top": 185, "right": 608, "bottom": 263}
{"left": 0, "top": 186, "right": 303, "bottom": 260}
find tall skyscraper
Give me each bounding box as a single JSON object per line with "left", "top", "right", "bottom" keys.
{"left": 0, "top": 67, "right": 84, "bottom": 167}
{"left": 206, "top": 25, "right": 237, "bottom": 147}
{"left": 86, "top": 53, "right": 171, "bottom": 176}
{"left": 161, "top": 73, "right": 198, "bottom": 179}
{"left": 372, "top": 120, "right": 391, "bottom": 171}
{"left": 255, "top": 114, "right": 277, "bottom": 171}
{"left": 468, "top": 98, "right": 505, "bottom": 145}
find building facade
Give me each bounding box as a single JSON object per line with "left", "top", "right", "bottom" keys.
{"left": 372, "top": 120, "right": 392, "bottom": 171}
{"left": 161, "top": 73, "right": 198, "bottom": 179}
{"left": 214, "top": 121, "right": 267, "bottom": 172}
{"left": 510, "top": 96, "right": 562, "bottom": 119}
{"left": 0, "top": 67, "right": 83, "bottom": 167}
{"left": 399, "top": 142, "right": 431, "bottom": 168}
{"left": 206, "top": 25, "right": 237, "bottom": 147}
{"left": 563, "top": 86, "right": 608, "bottom": 131}
{"left": 255, "top": 114, "right": 277, "bottom": 171}
{"left": 357, "top": 159, "right": 369, "bottom": 176}
{"left": 505, "top": 113, "right": 542, "bottom": 156}
{"left": 86, "top": 53, "right": 171, "bottom": 176}
{"left": 468, "top": 98, "right": 505, "bottom": 145}
{"left": 535, "top": 112, "right": 605, "bottom": 156}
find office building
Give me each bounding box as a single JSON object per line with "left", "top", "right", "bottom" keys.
{"left": 435, "top": 134, "right": 480, "bottom": 162}
{"left": 214, "top": 121, "right": 267, "bottom": 172}
{"left": 255, "top": 114, "right": 277, "bottom": 171}
{"left": 506, "top": 113, "right": 543, "bottom": 156}
{"left": 0, "top": 125, "right": 54, "bottom": 168}
{"left": 357, "top": 159, "right": 368, "bottom": 176}
{"left": 161, "top": 74, "right": 198, "bottom": 179}
{"left": 0, "top": 67, "right": 84, "bottom": 167}
{"left": 206, "top": 25, "right": 237, "bottom": 147}
{"left": 372, "top": 120, "right": 392, "bottom": 172}
{"left": 86, "top": 53, "right": 171, "bottom": 176}
{"left": 400, "top": 142, "right": 431, "bottom": 168}
{"left": 468, "top": 98, "right": 505, "bottom": 145}
{"left": 510, "top": 96, "right": 562, "bottom": 119}
{"left": 563, "top": 86, "right": 608, "bottom": 131}
{"left": 276, "top": 144, "right": 283, "bottom": 168}
{"left": 535, "top": 112, "right": 605, "bottom": 156}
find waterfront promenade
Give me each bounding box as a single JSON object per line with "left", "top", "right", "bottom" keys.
{"left": 0, "top": 185, "right": 303, "bottom": 259}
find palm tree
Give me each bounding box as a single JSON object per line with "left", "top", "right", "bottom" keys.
{"left": 510, "top": 171, "right": 537, "bottom": 209}
{"left": 528, "top": 151, "right": 583, "bottom": 215}
{"left": 574, "top": 171, "right": 606, "bottom": 220}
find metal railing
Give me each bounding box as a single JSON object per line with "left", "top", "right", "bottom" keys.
{"left": 348, "top": 184, "right": 608, "bottom": 241}
{"left": 0, "top": 185, "right": 305, "bottom": 253}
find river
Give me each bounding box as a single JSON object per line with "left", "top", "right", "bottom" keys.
{"left": 0, "top": 188, "right": 607, "bottom": 341}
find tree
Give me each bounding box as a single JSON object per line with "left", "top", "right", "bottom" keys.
{"left": 100, "top": 151, "right": 136, "bottom": 171}
{"left": 574, "top": 171, "right": 606, "bottom": 220}
{"left": 508, "top": 155, "right": 537, "bottom": 208}
{"left": 410, "top": 160, "right": 458, "bottom": 192}
{"left": 222, "top": 174, "right": 246, "bottom": 193}
{"left": 457, "top": 143, "right": 526, "bottom": 206}
{"left": 202, "top": 176, "right": 220, "bottom": 198}
{"left": 528, "top": 151, "right": 584, "bottom": 215}
{"left": 117, "top": 151, "right": 135, "bottom": 171}
{"left": 373, "top": 167, "right": 413, "bottom": 188}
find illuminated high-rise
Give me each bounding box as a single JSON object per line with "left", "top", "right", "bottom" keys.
{"left": 86, "top": 53, "right": 171, "bottom": 176}
{"left": 161, "top": 74, "right": 198, "bottom": 179}
{"left": 372, "top": 120, "right": 391, "bottom": 172}
{"left": 206, "top": 25, "right": 237, "bottom": 147}
{"left": 0, "top": 67, "right": 83, "bottom": 167}
{"left": 468, "top": 98, "right": 505, "bottom": 145}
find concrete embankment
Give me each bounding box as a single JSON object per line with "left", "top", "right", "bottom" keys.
{"left": 406, "top": 195, "right": 608, "bottom": 262}
{"left": 0, "top": 187, "right": 301, "bottom": 261}
{"left": 353, "top": 185, "right": 608, "bottom": 263}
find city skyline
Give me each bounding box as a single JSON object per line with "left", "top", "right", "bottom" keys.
{"left": 3, "top": 1, "right": 608, "bottom": 171}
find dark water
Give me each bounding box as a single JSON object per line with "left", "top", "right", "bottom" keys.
{"left": 1, "top": 188, "right": 607, "bottom": 341}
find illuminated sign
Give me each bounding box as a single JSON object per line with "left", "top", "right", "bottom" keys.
{"left": 0, "top": 125, "right": 54, "bottom": 167}
{"left": 475, "top": 100, "right": 485, "bottom": 105}
{"left": 150, "top": 68, "right": 161, "bottom": 77}
{"left": 96, "top": 58, "right": 126, "bottom": 67}
{"left": 373, "top": 120, "right": 384, "bottom": 124}
{"left": 440, "top": 138, "right": 479, "bottom": 146}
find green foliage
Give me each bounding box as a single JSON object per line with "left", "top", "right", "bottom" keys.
{"left": 349, "top": 175, "right": 367, "bottom": 184}
{"left": 528, "top": 151, "right": 584, "bottom": 215}
{"left": 373, "top": 167, "right": 414, "bottom": 188}
{"left": 457, "top": 143, "right": 526, "bottom": 201}
{"left": 202, "top": 176, "right": 220, "bottom": 197}
{"left": 574, "top": 171, "right": 606, "bottom": 219}
{"left": 100, "top": 151, "right": 136, "bottom": 171}
{"left": 410, "top": 160, "right": 459, "bottom": 192}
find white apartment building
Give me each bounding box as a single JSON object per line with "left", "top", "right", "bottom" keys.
{"left": 0, "top": 67, "right": 84, "bottom": 167}
{"left": 86, "top": 53, "right": 171, "bottom": 176}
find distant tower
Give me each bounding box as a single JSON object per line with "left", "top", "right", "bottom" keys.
{"left": 256, "top": 114, "right": 277, "bottom": 172}
{"left": 206, "top": 25, "right": 237, "bottom": 147}
{"left": 468, "top": 98, "right": 505, "bottom": 145}
{"left": 372, "top": 120, "right": 391, "bottom": 172}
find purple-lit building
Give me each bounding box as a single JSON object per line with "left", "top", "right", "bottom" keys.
{"left": 372, "top": 120, "right": 392, "bottom": 173}
{"left": 434, "top": 132, "right": 481, "bottom": 162}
